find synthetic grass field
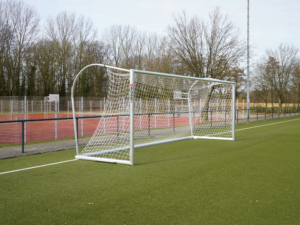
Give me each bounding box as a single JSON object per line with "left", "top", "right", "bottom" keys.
{"left": 0, "top": 116, "right": 300, "bottom": 224}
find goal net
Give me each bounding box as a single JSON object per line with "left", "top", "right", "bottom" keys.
{"left": 71, "top": 64, "right": 235, "bottom": 165}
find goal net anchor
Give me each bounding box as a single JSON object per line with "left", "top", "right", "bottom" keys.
{"left": 71, "top": 64, "right": 235, "bottom": 166}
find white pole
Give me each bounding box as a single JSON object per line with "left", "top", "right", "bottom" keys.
{"left": 129, "top": 69, "right": 135, "bottom": 165}
{"left": 232, "top": 84, "right": 236, "bottom": 140}
{"left": 247, "top": 0, "right": 250, "bottom": 119}
{"left": 139, "top": 98, "right": 142, "bottom": 130}
{"left": 81, "top": 97, "right": 83, "bottom": 137}
{"left": 155, "top": 98, "right": 157, "bottom": 128}
{"left": 103, "top": 97, "right": 106, "bottom": 134}
{"left": 55, "top": 98, "right": 57, "bottom": 140}
{"left": 24, "top": 97, "right": 27, "bottom": 143}
{"left": 188, "top": 93, "right": 193, "bottom": 136}
{"left": 168, "top": 99, "right": 170, "bottom": 127}
{"left": 123, "top": 97, "right": 125, "bottom": 131}
{"left": 200, "top": 99, "right": 202, "bottom": 122}
{"left": 243, "top": 99, "right": 245, "bottom": 118}
{"left": 237, "top": 99, "right": 239, "bottom": 121}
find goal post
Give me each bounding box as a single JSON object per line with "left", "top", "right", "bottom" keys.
{"left": 71, "top": 64, "right": 235, "bottom": 165}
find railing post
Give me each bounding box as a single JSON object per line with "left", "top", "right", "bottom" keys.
{"left": 76, "top": 117, "right": 79, "bottom": 140}
{"left": 294, "top": 107, "right": 295, "bottom": 116}
{"left": 265, "top": 108, "right": 266, "bottom": 120}
{"left": 117, "top": 115, "right": 119, "bottom": 138}
{"left": 272, "top": 107, "right": 273, "bottom": 119}
{"left": 247, "top": 109, "right": 249, "bottom": 122}
{"left": 173, "top": 112, "right": 175, "bottom": 132}
{"left": 22, "top": 121, "right": 24, "bottom": 153}
{"left": 236, "top": 109, "right": 239, "bottom": 124}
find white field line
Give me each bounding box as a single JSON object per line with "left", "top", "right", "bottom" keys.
{"left": 196, "top": 117, "right": 300, "bottom": 137}
{"left": 1, "top": 117, "right": 300, "bottom": 175}
{"left": 235, "top": 117, "right": 300, "bottom": 132}
{"left": 0, "top": 159, "right": 78, "bottom": 175}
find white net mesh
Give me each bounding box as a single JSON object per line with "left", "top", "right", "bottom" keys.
{"left": 78, "top": 69, "right": 131, "bottom": 162}
{"left": 76, "top": 67, "right": 234, "bottom": 164}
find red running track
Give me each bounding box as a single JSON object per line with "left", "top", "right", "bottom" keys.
{"left": 0, "top": 113, "right": 228, "bottom": 144}
{"left": 0, "top": 113, "right": 195, "bottom": 144}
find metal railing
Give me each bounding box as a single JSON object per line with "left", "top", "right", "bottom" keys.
{"left": 236, "top": 106, "right": 300, "bottom": 124}
{"left": 0, "top": 106, "right": 299, "bottom": 158}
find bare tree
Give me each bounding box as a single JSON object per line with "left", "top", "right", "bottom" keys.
{"left": 168, "top": 8, "right": 245, "bottom": 119}
{"left": 291, "top": 59, "right": 300, "bottom": 106}
{"left": 45, "top": 11, "right": 77, "bottom": 96}
{"left": 168, "top": 8, "right": 245, "bottom": 80}
{"left": 104, "top": 25, "right": 124, "bottom": 67}
{"left": 0, "top": 0, "right": 13, "bottom": 95}
{"left": 73, "top": 15, "right": 97, "bottom": 71}
{"left": 133, "top": 30, "right": 146, "bottom": 70}
{"left": 256, "top": 44, "right": 299, "bottom": 108}
{"left": 120, "top": 25, "right": 137, "bottom": 69}
{"left": 0, "top": 0, "right": 39, "bottom": 96}
{"left": 253, "top": 61, "right": 271, "bottom": 107}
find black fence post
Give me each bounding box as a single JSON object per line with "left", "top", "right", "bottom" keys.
{"left": 22, "top": 121, "right": 24, "bottom": 153}
{"left": 257, "top": 108, "right": 258, "bottom": 121}
{"left": 265, "top": 108, "right": 267, "bottom": 120}
{"left": 272, "top": 107, "right": 273, "bottom": 119}
{"left": 210, "top": 111, "right": 212, "bottom": 127}
{"left": 294, "top": 107, "right": 295, "bottom": 116}
{"left": 173, "top": 112, "right": 175, "bottom": 132}
{"left": 247, "top": 109, "right": 249, "bottom": 122}
{"left": 117, "top": 116, "right": 119, "bottom": 138}
{"left": 278, "top": 107, "right": 280, "bottom": 118}
{"left": 236, "top": 109, "right": 239, "bottom": 124}
{"left": 76, "top": 117, "right": 79, "bottom": 140}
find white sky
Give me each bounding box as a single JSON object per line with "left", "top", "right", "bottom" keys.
{"left": 25, "top": 0, "right": 300, "bottom": 61}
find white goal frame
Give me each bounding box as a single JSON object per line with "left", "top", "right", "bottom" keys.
{"left": 71, "top": 64, "right": 235, "bottom": 165}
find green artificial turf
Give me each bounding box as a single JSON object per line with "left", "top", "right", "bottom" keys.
{"left": 0, "top": 116, "right": 300, "bottom": 224}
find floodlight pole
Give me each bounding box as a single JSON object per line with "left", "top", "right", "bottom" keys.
{"left": 247, "top": 0, "right": 250, "bottom": 120}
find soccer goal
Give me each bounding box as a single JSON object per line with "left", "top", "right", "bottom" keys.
{"left": 71, "top": 64, "right": 235, "bottom": 165}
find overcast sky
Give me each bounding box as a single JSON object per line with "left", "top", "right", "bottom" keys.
{"left": 25, "top": 0, "right": 300, "bottom": 61}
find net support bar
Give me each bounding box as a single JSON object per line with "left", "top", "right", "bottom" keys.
{"left": 75, "top": 155, "right": 133, "bottom": 165}
{"left": 193, "top": 136, "right": 234, "bottom": 141}
{"left": 76, "top": 136, "right": 193, "bottom": 159}
{"left": 129, "top": 69, "right": 135, "bottom": 165}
